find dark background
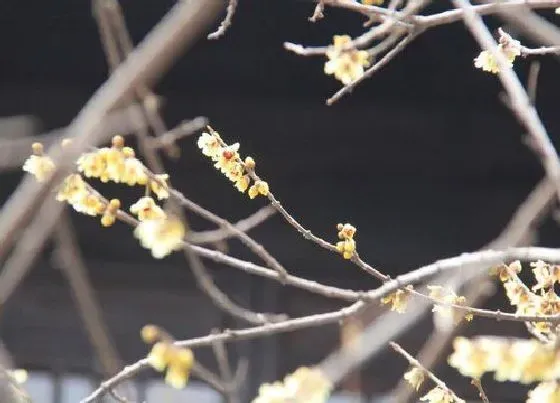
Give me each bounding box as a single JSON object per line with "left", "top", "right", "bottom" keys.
{"left": 0, "top": 0, "right": 559, "bottom": 401}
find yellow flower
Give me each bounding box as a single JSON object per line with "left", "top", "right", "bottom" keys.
{"left": 215, "top": 143, "right": 240, "bottom": 173}
{"left": 73, "top": 193, "right": 105, "bottom": 216}
{"left": 474, "top": 30, "right": 521, "bottom": 74}
{"left": 22, "top": 143, "right": 55, "bottom": 182}
{"left": 252, "top": 367, "right": 331, "bottom": 403}
{"left": 130, "top": 197, "right": 167, "bottom": 221}
{"left": 146, "top": 341, "right": 194, "bottom": 390}
{"left": 147, "top": 342, "right": 169, "bottom": 372}
{"left": 403, "top": 367, "right": 424, "bottom": 391}
{"left": 141, "top": 324, "right": 160, "bottom": 343}
{"left": 77, "top": 151, "right": 107, "bottom": 179}
{"left": 134, "top": 216, "right": 185, "bottom": 259}
{"left": 324, "top": 36, "right": 370, "bottom": 85}
{"left": 284, "top": 367, "right": 332, "bottom": 403}
{"left": 248, "top": 180, "right": 270, "bottom": 199}
{"left": 362, "top": 0, "right": 384, "bottom": 4}
{"left": 197, "top": 132, "right": 222, "bottom": 158}
{"left": 448, "top": 337, "right": 491, "bottom": 379}
{"left": 165, "top": 348, "right": 194, "bottom": 389}
{"left": 527, "top": 381, "right": 560, "bottom": 403}
{"left": 337, "top": 223, "right": 356, "bottom": 240}
{"left": 236, "top": 175, "right": 251, "bottom": 193}
{"left": 244, "top": 156, "right": 256, "bottom": 170}
{"left": 381, "top": 289, "right": 408, "bottom": 313}
{"left": 420, "top": 387, "right": 455, "bottom": 403}
{"left": 56, "top": 174, "right": 88, "bottom": 204}
{"left": 121, "top": 157, "right": 149, "bottom": 186}
{"left": 150, "top": 174, "right": 169, "bottom": 200}
{"left": 100, "top": 199, "right": 120, "bottom": 227}
{"left": 336, "top": 239, "right": 356, "bottom": 259}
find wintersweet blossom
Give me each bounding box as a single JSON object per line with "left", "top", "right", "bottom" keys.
{"left": 76, "top": 135, "right": 159, "bottom": 188}
{"left": 335, "top": 222, "right": 357, "bottom": 259}
{"left": 141, "top": 325, "right": 194, "bottom": 390}
{"left": 420, "top": 387, "right": 456, "bottom": 403}
{"left": 134, "top": 216, "right": 185, "bottom": 258}
{"left": 100, "top": 199, "right": 120, "bottom": 227}
{"left": 474, "top": 29, "right": 521, "bottom": 74}
{"left": 22, "top": 142, "right": 55, "bottom": 182}
{"left": 130, "top": 197, "right": 167, "bottom": 221}
{"left": 55, "top": 174, "right": 105, "bottom": 216}
{"left": 381, "top": 289, "right": 408, "bottom": 313}
{"left": 252, "top": 367, "right": 332, "bottom": 403}
{"left": 403, "top": 367, "right": 425, "bottom": 391}
{"left": 527, "top": 381, "right": 560, "bottom": 403}
{"left": 197, "top": 130, "right": 269, "bottom": 198}
{"left": 324, "top": 35, "right": 370, "bottom": 85}
{"left": 427, "top": 286, "right": 472, "bottom": 323}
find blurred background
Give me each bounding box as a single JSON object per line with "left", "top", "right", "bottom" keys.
{"left": 0, "top": 0, "right": 559, "bottom": 402}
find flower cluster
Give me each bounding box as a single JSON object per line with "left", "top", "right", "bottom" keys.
{"left": 449, "top": 336, "right": 560, "bottom": 384}
{"left": 77, "top": 135, "right": 169, "bottom": 199}
{"left": 141, "top": 325, "right": 195, "bottom": 389}
{"left": 474, "top": 29, "right": 521, "bottom": 74}
{"left": 324, "top": 35, "right": 370, "bottom": 85}
{"left": 22, "top": 136, "right": 185, "bottom": 259}
{"left": 381, "top": 289, "right": 408, "bottom": 313}
{"left": 22, "top": 142, "right": 55, "bottom": 182}
{"left": 427, "top": 286, "right": 472, "bottom": 323}
{"left": 335, "top": 223, "right": 357, "bottom": 259}
{"left": 55, "top": 174, "right": 105, "bottom": 216}
{"left": 253, "top": 367, "right": 332, "bottom": 403}
{"left": 198, "top": 130, "right": 269, "bottom": 198}
{"left": 497, "top": 261, "right": 560, "bottom": 338}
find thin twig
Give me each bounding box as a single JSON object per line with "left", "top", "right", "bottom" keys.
{"left": 208, "top": 0, "right": 238, "bottom": 39}
{"left": 471, "top": 378, "right": 491, "bottom": 403}
{"left": 170, "top": 189, "right": 289, "bottom": 279}
{"left": 189, "top": 205, "right": 276, "bottom": 244}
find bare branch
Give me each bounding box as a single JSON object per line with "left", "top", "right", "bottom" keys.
{"left": 208, "top": 0, "right": 239, "bottom": 40}
{"left": 189, "top": 205, "right": 276, "bottom": 244}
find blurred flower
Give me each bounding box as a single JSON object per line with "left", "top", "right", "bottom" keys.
{"left": 23, "top": 142, "right": 55, "bottom": 182}
{"left": 324, "top": 35, "right": 370, "bottom": 85}
{"left": 134, "top": 216, "right": 185, "bottom": 258}
{"left": 403, "top": 367, "right": 425, "bottom": 391}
